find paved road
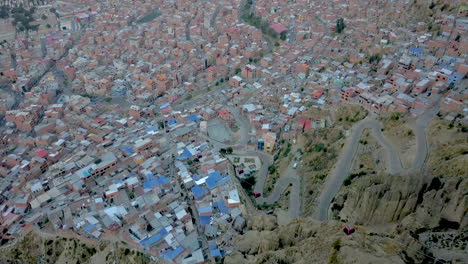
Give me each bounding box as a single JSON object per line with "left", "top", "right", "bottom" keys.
{"left": 204, "top": 105, "right": 301, "bottom": 218}
{"left": 210, "top": 4, "right": 221, "bottom": 31}
{"left": 255, "top": 151, "right": 301, "bottom": 219}
{"left": 313, "top": 97, "right": 442, "bottom": 221}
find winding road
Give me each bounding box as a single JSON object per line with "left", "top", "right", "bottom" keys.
{"left": 203, "top": 93, "right": 441, "bottom": 222}
{"left": 313, "top": 97, "right": 443, "bottom": 221}
{"left": 204, "top": 106, "right": 302, "bottom": 218}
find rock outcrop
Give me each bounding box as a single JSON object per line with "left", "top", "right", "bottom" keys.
{"left": 225, "top": 216, "right": 406, "bottom": 264}
{"left": 332, "top": 174, "right": 467, "bottom": 230}
{"left": 330, "top": 174, "right": 467, "bottom": 263}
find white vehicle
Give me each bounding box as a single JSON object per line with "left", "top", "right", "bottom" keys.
{"left": 293, "top": 162, "right": 298, "bottom": 169}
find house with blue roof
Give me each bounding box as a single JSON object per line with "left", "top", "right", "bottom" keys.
{"left": 168, "top": 119, "right": 177, "bottom": 126}
{"left": 140, "top": 228, "right": 168, "bottom": 248}
{"left": 213, "top": 200, "right": 230, "bottom": 214}
{"left": 121, "top": 146, "right": 135, "bottom": 156}
{"left": 409, "top": 47, "right": 423, "bottom": 57}
{"left": 160, "top": 102, "right": 171, "bottom": 109}
{"left": 200, "top": 215, "right": 211, "bottom": 225}
{"left": 448, "top": 72, "right": 464, "bottom": 85}
{"left": 143, "top": 176, "right": 171, "bottom": 192}
{"left": 209, "top": 244, "right": 223, "bottom": 258}
{"left": 183, "top": 148, "right": 193, "bottom": 159}
{"left": 146, "top": 125, "right": 158, "bottom": 134}
{"left": 199, "top": 205, "right": 213, "bottom": 216}
{"left": 205, "top": 171, "right": 223, "bottom": 190}
{"left": 188, "top": 114, "right": 201, "bottom": 122}
{"left": 162, "top": 246, "right": 186, "bottom": 262}
{"left": 143, "top": 179, "right": 159, "bottom": 191}
{"left": 191, "top": 185, "right": 208, "bottom": 200}
{"left": 84, "top": 224, "right": 95, "bottom": 233}
{"left": 205, "top": 171, "right": 231, "bottom": 190}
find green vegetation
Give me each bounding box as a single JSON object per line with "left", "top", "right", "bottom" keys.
{"left": 313, "top": 143, "right": 326, "bottom": 152}
{"left": 335, "top": 18, "right": 346, "bottom": 33}
{"left": 390, "top": 112, "right": 401, "bottom": 121}
{"left": 268, "top": 165, "right": 277, "bottom": 174}
{"left": 257, "top": 202, "right": 277, "bottom": 210}
{"left": 282, "top": 142, "right": 292, "bottom": 157}
{"left": 0, "top": 6, "right": 10, "bottom": 19}
{"left": 49, "top": 7, "right": 60, "bottom": 31}
{"left": 343, "top": 171, "right": 367, "bottom": 186}
{"left": 368, "top": 54, "right": 382, "bottom": 64}
{"left": 219, "top": 147, "right": 233, "bottom": 155}
{"left": 242, "top": 0, "right": 282, "bottom": 39}
{"left": 226, "top": 147, "right": 233, "bottom": 154}
{"left": 104, "top": 97, "right": 112, "bottom": 103}
{"left": 330, "top": 239, "right": 341, "bottom": 263}
{"left": 136, "top": 9, "right": 161, "bottom": 24}
{"left": 240, "top": 175, "right": 256, "bottom": 196}
{"left": 11, "top": 6, "right": 39, "bottom": 45}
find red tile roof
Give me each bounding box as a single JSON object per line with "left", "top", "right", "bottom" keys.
{"left": 35, "top": 149, "right": 48, "bottom": 158}
{"left": 270, "top": 24, "right": 288, "bottom": 34}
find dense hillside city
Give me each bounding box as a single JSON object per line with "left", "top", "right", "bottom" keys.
{"left": 0, "top": 0, "right": 466, "bottom": 263}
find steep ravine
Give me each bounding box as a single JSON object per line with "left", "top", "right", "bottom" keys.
{"left": 330, "top": 174, "right": 467, "bottom": 263}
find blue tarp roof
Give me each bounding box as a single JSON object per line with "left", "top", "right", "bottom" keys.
{"left": 209, "top": 245, "right": 222, "bottom": 257}
{"left": 197, "top": 144, "right": 208, "bottom": 151}
{"left": 143, "top": 180, "right": 158, "bottom": 190}
{"left": 168, "top": 119, "right": 177, "bottom": 125}
{"left": 183, "top": 148, "right": 193, "bottom": 159}
{"left": 163, "top": 246, "right": 185, "bottom": 261}
{"left": 177, "top": 155, "right": 188, "bottom": 160}
{"left": 200, "top": 216, "right": 211, "bottom": 225}
{"left": 206, "top": 171, "right": 223, "bottom": 189}
{"left": 144, "top": 176, "right": 170, "bottom": 190}
{"left": 84, "top": 224, "right": 95, "bottom": 233}
{"left": 146, "top": 125, "right": 158, "bottom": 133}
{"left": 213, "top": 200, "right": 229, "bottom": 214}
{"left": 217, "top": 176, "right": 231, "bottom": 187}
{"left": 410, "top": 47, "right": 423, "bottom": 56}
{"left": 156, "top": 176, "right": 170, "bottom": 185}
{"left": 193, "top": 174, "right": 200, "bottom": 181}
{"left": 140, "top": 228, "right": 168, "bottom": 248}
{"left": 160, "top": 103, "right": 171, "bottom": 109}
{"left": 198, "top": 206, "right": 212, "bottom": 215}
{"left": 188, "top": 114, "right": 201, "bottom": 122}
{"left": 122, "top": 146, "right": 135, "bottom": 155}
{"left": 191, "top": 185, "right": 208, "bottom": 200}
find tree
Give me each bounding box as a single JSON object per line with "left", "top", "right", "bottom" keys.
{"left": 368, "top": 54, "right": 382, "bottom": 64}
{"left": 41, "top": 14, "right": 48, "bottom": 20}
{"left": 226, "top": 147, "right": 233, "bottom": 154}
{"left": 11, "top": 7, "right": 39, "bottom": 48}
{"left": 336, "top": 18, "right": 345, "bottom": 33}
{"left": 280, "top": 32, "right": 287, "bottom": 41}
{"left": 50, "top": 7, "right": 61, "bottom": 31}
{"left": 0, "top": 6, "right": 10, "bottom": 19}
